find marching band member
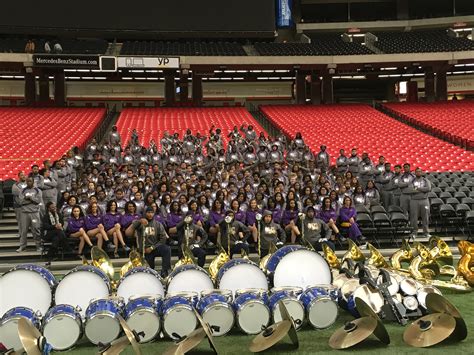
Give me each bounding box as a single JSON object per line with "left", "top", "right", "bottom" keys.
{"left": 218, "top": 210, "right": 250, "bottom": 258}
{"left": 258, "top": 210, "right": 285, "bottom": 256}
{"left": 409, "top": 168, "right": 432, "bottom": 240}
{"left": 17, "top": 177, "right": 43, "bottom": 252}
{"left": 176, "top": 212, "right": 208, "bottom": 267}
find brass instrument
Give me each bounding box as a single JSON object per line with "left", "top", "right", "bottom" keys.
{"left": 259, "top": 241, "right": 277, "bottom": 272}
{"left": 390, "top": 239, "right": 414, "bottom": 270}
{"left": 91, "top": 246, "right": 115, "bottom": 280}
{"left": 120, "top": 249, "right": 147, "bottom": 278}
{"left": 173, "top": 221, "right": 196, "bottom": 270}
{"left": 209, "top": 227, "right": 230, "bottom": 281}
{"left": 367, "top": 243, "right": 389, "bottom": 269}
{"left": 298, "top": 213, "right": 315, "bottom": 252}
{"left": 408, "top": 242, "right": 440, "bottom": 280}
{"left": 241, "top": 248, "right": 250, "bottom": 260}
{"left": 457, "top": 241, "right": 474, "bottom": 287}
{"left": 256, "top": 213, "right": 262, "bottom": 258}
{"left": 323, "top": 243, "right": 341, "bottom": 269}
{"left": 429, "top": 236, "right": 453, "bottom": 267}
{"left": 342, "top": 239, "right": 366, "bottom": 263}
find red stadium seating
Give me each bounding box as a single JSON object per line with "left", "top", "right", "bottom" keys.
{"left": 260, "top": 104, "right": 474, "bottom": 172}
{"left": 383, "top": 101, "right": 474, "bottom": 150}
{"left": 0, "top": 108, "right": 105, "bottom": 180}
{"left": 116, "top": 107, "right": 265, "bottom": 149}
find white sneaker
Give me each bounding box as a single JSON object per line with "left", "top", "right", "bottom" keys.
{"left": 424, "top": 233, "right": 432, "bottom": 238}
{"left": 16, "top": 247, "right": 26, "bottom": 253}
{"left": 359, "top": 243, "right": 368, "bottom": 250}
{"left": 36, "top": 246, "right": 43, "bottom": 253}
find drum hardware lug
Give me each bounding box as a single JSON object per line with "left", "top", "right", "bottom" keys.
{"left": 210, "top": 325, "right": 221, "bottom": 334}
{"left": 262, "top": 326, "right": 275, "bottom": 338}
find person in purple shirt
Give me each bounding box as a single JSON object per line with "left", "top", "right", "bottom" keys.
{"left": 66, "top": 205, "right": 93, "bottom": 256}
{"left": 246, "top": 198, "right": 261, "bottom": 244}
{"left": 208, "top": 199, "right": 225, "bottom": 245}
{"left": 85, "top": 202, "right": 114, "bottom": 251}
{"left": 282, "top": 198, "right": 299, "bottom": 243}
{"left": 151, "top": 202, "right": 167, "bottom": 226}
{"left": 167, "top": 201, "right": 183, "bottom": 246}
{"left": 267, "top": 197, "right": 284, "bottom": 225}
{"left": 319, "top": 197, "right": 344, "bottom": 243}
{"left": 230, "top": 199, "right": 246, "bottom": 224}
{"left": 188, "top": 200, "right": 204, "bottom": 227}
{"left": 103, "top": 200, "right": 129, "bottom": 257}
{"left": 339, "top": 196, "right": 366, "bottom": 243}
{"left": 122, "top": 201, "right": 140, "bottom": 237}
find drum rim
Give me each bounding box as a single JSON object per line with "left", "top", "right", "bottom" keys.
{"left": 216, "top": 258, "right": 258, "bottom": 282}
{"left": 6, "top": 264, "right": 56, "bottom": 287}
{"left": 162, "top": 303, "right": 194, "bottom": 318}
{"left": 59, "top": 265, "right": 111, "bottom": 293}
{"left": 43, "top": 307, "right": 81, "bottom": 325}
{"left": 266, "top": 245, "right": 305, "bottom": 274}
{"left": 42, "top": 315, "right": 83, "bottom": 351}
{"left": 235, "top": 288, "right": 268, "bottom": 298}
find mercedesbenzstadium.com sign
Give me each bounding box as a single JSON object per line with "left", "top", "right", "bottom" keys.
{"left": 33, "top": 55, "right": 100, "bottom": 69}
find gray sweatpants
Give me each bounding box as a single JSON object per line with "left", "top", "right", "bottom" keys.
{"left": 410, "top": 199, "right": 430, "bottom": 236}
{"left": 19, "top": 211, "right": 41, "bottom": 248}
{"left": 400, "top": 194, "right": 411, "bottom": 215}
{"left": 15, "top": 208, "right": 22, "bottom": 236}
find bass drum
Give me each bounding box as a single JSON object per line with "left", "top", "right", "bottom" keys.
{"left": 167, "top": 264, "right": 214, "bottom": 296}
{"left": 116, "top": 267, "right": 165, "bottom": 301}
{"left": 216, "top": 258, "right": 268, "bottom": 295}
{"left": 272, "top": 247, "right": 332, "bottom": 289}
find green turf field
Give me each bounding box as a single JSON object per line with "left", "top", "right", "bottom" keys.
{"left": 65, "top": 291, "right": 473, "bottom": 355}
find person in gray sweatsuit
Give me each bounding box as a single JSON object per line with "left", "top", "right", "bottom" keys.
{"left": 17, "top": 177, "right": 42, "bottom": 252}
{"left": 409, "top": 168, "right": 432, "bottom": 238}
{"left": 39, "top": 168, "right": 58, "bottom": 208}
{"left": 12, "top": 171, "right": 27, "bottom": 238}
{"left": 397, "top": 163, "right": 415, "bottom": 215}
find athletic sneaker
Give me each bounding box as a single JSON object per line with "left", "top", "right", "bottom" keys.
{"left": 424, "top": 233, "right": 432, "bottom": 238}
{"left": 36, "top": 246, "right": 43, "bottom": 253}
{"left": 170, "top": 240, "right": 178, "bottom": 246}
{"left": 122, "top": 245, "right": 131, "bottom": 252}
{"left": 16, "top": 247, "right": 26, "bottom": 253}
{"left": 360, "top": 243, "right": 368, "bottom": 250}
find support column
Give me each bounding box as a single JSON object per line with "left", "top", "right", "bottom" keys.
{"left": 436, "top": 70, "right": 448, "bottom": 101}
{"left": 54, "top": 71, "right": 66, "bottom": 107}
{"left": 407, "top": 81, "right": 418, "bottom": 102}
{"left": 179, "top": 70, "right": 189, "bottom": 103}
{"left": 192, "top": 71, "right": 203, "bottom": 106}
{"left": 424, "top": 69, "right": 435, "bottom": 102}
{"left": 322, "top": 72, "right": 334, "bottom": 104}
{"left": 24, "top": 71, "right": 36, "bottom": 106}
{"left": 164, "top": 69, "right": 176, "bottom": 106}
{"left": 38, "top": 72, "right": 50, "bottom": 104}
{"left": 295, "top": 70, "right": 306, "bottom": 104}
{"left": 310, "top": 71, "right": 321, "bottom": 105}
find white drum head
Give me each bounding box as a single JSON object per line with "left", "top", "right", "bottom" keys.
{"left": 274, "top": 250, "right": 332, "bottom": 289}
{"left": 0, "top": 319, "right": 23, "bottom": 351}
{"left": 43, "top": 316, "right": 81, "bottom": 350}
{"left": 168, "top": 269, "right": 214, "bottom": 296}
{"left": 117, "top": 273, "right": 165, "bottom": 302}
{"left": 308, "top": 298, "right": 338, "bottom": 329}
{"left": 163, "top": 306, "right": 197, "bottom": 340}
{"left": 85, "top": 316, "right": 120, "bottom": 345}
{"left": 238, "top": 302, "right": 270, "bottom": 334}
{"left": 55, "top": 271, "right": 109, "bottom": 318}
{"left": 353, "top": 285, "right": 384, "bottom": 314}
{"left": 1, "top": 270, "right": 52, "bottom": 317}
{"left": 219, "top": 264, "right": 268, "bottom": 295}
{"left": 127, "top": 311, "right": 161, "bottom": 343}
{"left": 202, "top": 305, "right": 234, "bottom": 337}
{"left": 272, "top": 299, "right": 305, "bottom": 328}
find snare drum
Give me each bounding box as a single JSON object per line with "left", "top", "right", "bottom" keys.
{"left": 300, "top": 286, "right": 338, "bottom": 329}
{"left": 162, "top": 294, "right": 198, "bottom": 340}
{"left": 0, "top": 307, "right": 41, "bottom": 351}
{"left": 42, "top": 305, "right": 83, "bottom": 351}
{"left": 85, "top": 299, "right": 122, "bottom": 345}
{"left": 403, "top": 296, "right": 419, "bottom": 311}
{"left": 1, "top": 264, "right": 56, "bottom": 318}
{"left": 269, "top": 287, "right": 305, "bottom": 330}
{"left": 125, "top": 296, "right": 162, "bottom": 343}
{"left": 216, "top": 259, "right": 268, "bottom": 295}
{"left": 55, "top": 265, "right": 110, "bottom": 318}
{"left": 167, "top": 264, "right": 214, "bottom": 296}
{"left": 116, "top": 267, "right": 165, "bottom": 302}
{"left": 233, "top": 289, "right": 270, "bottom": 335}
{"left": 196, "top": 290, "right": 234, "bottom": 337}
{"left": 270, "top": 246, "right": 332, "bottom": 289}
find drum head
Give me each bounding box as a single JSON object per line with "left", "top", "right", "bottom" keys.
{"left": 1, "top": 270, "right": 52, "bottom": 317}
{"left": 85, "top": 316, "right": 121, "bottom": 345}
{"left": 238, "top": 302, "right": 270, "bottom": 335}
{"left": 117, "top": 272, "right": 165, "bottom": 302}
{"left": 43, "top": 316, "right": 81, "bottom": 350}
{"left": 219, "top": 263, "right": 268, "bottom": 295}
{"left": 168, "top": 269, "right": 214, "bottom": 296}
{"left": 127, "top": 310, "right": 161, "bottom": 343}
{"left": 55, "top": 271, "right": 109, "bottom": 318}
{"left": 274, "top": 250, "right": 332, "bottom": 289}
{"left": 163, "top": 306, "right": 197, "bottom": 340}
{"left": 308, "top": 298, "right": 338, "bottom": 329}
{"left": 0, "top": 319, "right": 23, "bottom": 351}
{"left": 272, "top": 299, "right": 305, "bottom": 329}
{"left": 202, "top": 305, "right": 234, "bottom": 337}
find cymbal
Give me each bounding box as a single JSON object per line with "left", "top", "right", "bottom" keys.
{"left": 118, "top": 315, "right": 141, "bottom": 355}
{"left": 403, "top": 313, "right": 456, "bottom": 348}
{"left": 194, "top": 309, "right": 218, "bottom": 354}
{"left": 249, "top": 321, "right": 292, "bottom": 353}
{"left": 162, "top": 328, "right": 207, "bottom": 355}
{"left": 277, "top": 301, "right": 299, "bottom": 348}
{"left": 100, "top": 336, "right": 130, "bottom": 355}
{"left": 425, "top": 294, "right": 467, "bottom": 341}
{"left": 355, "top": 297, "right": 390, "bottom": 345}
{"left": 329, "top": 317, "right": 378, "bottom": 350}
{"left": 17, "top": 318, "right": 42, "bottom": 355}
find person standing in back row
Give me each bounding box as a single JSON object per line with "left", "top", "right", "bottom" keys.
{"left": 12, "top": 171, "right": 27, "bottom": 241}
{"left": 17, "top": 177, "right": 43, "bottom": 252}
{"left": 409, "top": 168, "right": 432, "bottom": 240}
{"left": 397, "top": 163, "right": 415, "bottom": 215}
